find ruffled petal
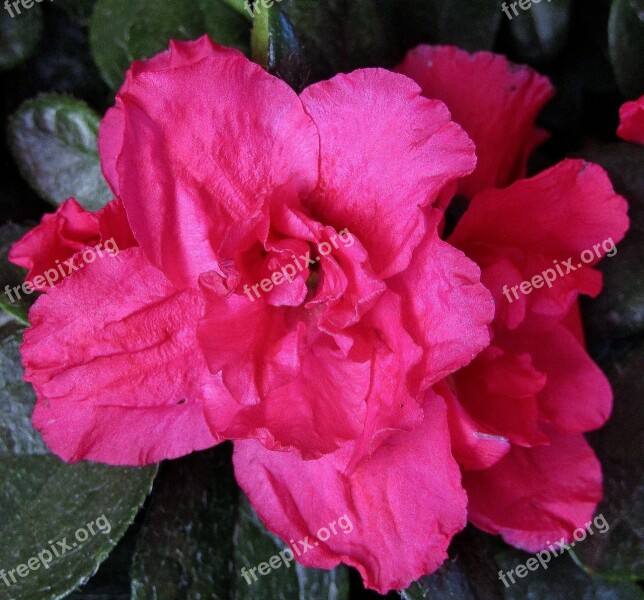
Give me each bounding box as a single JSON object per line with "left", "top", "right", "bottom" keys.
{"left": 22, "top": 247, "right": 238, "bottom": 465}
{"left": 96, "top": 197, "right": 138, "bottom": 250}
{"left": 99, "top": 36, "right": 319, "bottom": 288}
{"left": 9, "top": 198, "right": 137, "bottom": 294}
{"left": 463, "top": 432, "right": 602, "bottom": 552}
{"left": 300, "top": 68, "right": 476, "bottom": 278}
{"left": 454, "top": 344, "right": 549, "bottom": 447}
{"left": 617, "top": 95, "right": 644, "bottom": 144}
{"left": 233, "top": 390, "right": 467, "bottom": 594}
{"left": 441, "top": 382, "right": 511, "bottom": 470}
{"left": 450, "top": 159, "right": 629, "bottom": 323}
{"left": 198, "top": 283, "right": 424, "bottom": 464}
{"left": 9, "top": 198, "right": 100, "bottom": 290}
{"left": 396, "top": 45, "right": 554, "bottom": 196}
{"left": 497, "top": 321, "right": 613, "bottom": 433}
{"left": 389, "top": 229, "right": 494, "bottom": 389}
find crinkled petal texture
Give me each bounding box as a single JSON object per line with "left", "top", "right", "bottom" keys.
{"left": 9, "top": 198, "right": 100, "bottom": 290}
{"left": 462, "top": 432, "right": 602, "bottom": 552}
{"left": 447, "top": 158, "right": 629, "bottom": 549}
{"left": 617, "top": 95, "right": 644, "bottom": 144}
{"left": 18, "top": 37, "right": 497, "bottom": 592}
{"left": 450, "top": 159, "right": 629, "bottom": 325}
{"left": 233, "top": 389, "right": 467, "bottom": 594}
{"left": 22, "top": 247, "right": 240, "bottom": 465}
{"left": 99, "top": 36, "right": 320, "bottom": 289}
{"left": 299, "top": 69, "right": 476, "bottom": 277}
{"left": 9, "top": 198, "right": 136, "bottom": 291}
{"left": 396, "top": 45, "right": 554, "bottom": 197}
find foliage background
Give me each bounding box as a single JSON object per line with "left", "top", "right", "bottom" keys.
{"left": 0, "top": 0, "right": 642, "bottom": 598}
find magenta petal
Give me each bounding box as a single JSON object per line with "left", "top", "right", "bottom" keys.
{"left": 463, "top": 432, "right": 602, "bottom": 552}
{"left": 9, "top": 198, "right": 100, "bottom": 290}
{"left": 233, "top": 390, "right": 467, "bottom": 594}
{"left": 99, "top": 36, "right": 319, "bottom": 288}
{"left": 617, "top": 95, "right": 644, "bottom": 144}
{"left": 300, "top": 68, "right": 476, "bottom": 278}
{"left": 451, "top": 159, "right": 629, "bottom": 323}
{"left": 499, "top": 321, "right": 613, "bottom": 433}
{"left": 22, "top": 247, "right": 238, "bottom": 465}
{"left": 441, "top": 382, "right": 511, "bottom": 470}
{"left": 396, "top": 45, "right": 554, "bottom": 196}
{"left": 390, "top": 229, "right": 494, "bottom": 389}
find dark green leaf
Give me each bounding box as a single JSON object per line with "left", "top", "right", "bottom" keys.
{"left": 505, "top": 0, "right": 572, "bottom": 64}
{"left": 53, "top": 0, "right": 98, "bottom": 25}
{"left": 90, "top": 0, "right": 251, "bottom": 90}
{"left": 400, "top": 528, "right": 506, "bottom": 600}
{"left": 0, "top": 321, "right": 45, "bottom": 455}
{"left": 66, "top": 523, "right": 141, "bottom": 600}
{"left": 386, "top": 0, "right": 502, "bottom": 55}
{"left": 400, "top": 522, "right": 644, "bottom": 599}
{"left": 0, "top": 4, "right": 42, "bottom": 70}
{"left": 495, "top": 545, "right": 644, "bottom": 599}
{"left": 0, "top": 320, "right": 158, "bottom": 600}
{"left": 609, "top": 0, "right": 644, "bottom": 98}
{"left": 250, "top": 4, "right": 308, "bottom": 90}
{"left": 221, "top": 0, "right": 253, "bottom": 21}
{"left": 131, "top": 444, "right": 350, "bottom": 600}
{"left": 257, "top": 0, "right": 397, "bottom": 87}
{"left": 578, "top": 340, "right": 644, "bottom": 580}
{"left": 131, "top": 445, "right": 238, "bottom": 600}
{"left": 7, "top": 94, "right": 112, "bottom": 210}
{"left": 0, "top": 222, "right": 33, "bottom": 325}
{"left": 234, "top": 494, "right": 350, "bottom": 600}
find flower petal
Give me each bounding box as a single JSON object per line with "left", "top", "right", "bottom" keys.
{"left": 300, "top": 68, "right": 476, "bottom": 278}
{"left": 396, "top": 45, "right": 554, "bottom": 196}
{"left": 22, "top": 247, "right": 237, "bottom": 465}
{"left": 441, "top": 381, "right": 511, "bottom": 471}
{"left": 498, "top": 321, "right": 613, "bottom": 433}
{"left": 454, "top": 344, "right": 549, "bottom": 447}
{"left": 9, "top": 198, "right": 100, "bottom": 290}
{"left": 99, "top": 36, "right": 319, "bottom": 288}
{"left": 617, "top": 95, "right": 644, "bottom": 144}
{"left": 389, "top": 229, "right": 494, "bottom": 389}
{"left": 463, "top": 432, "right": 602, "bottom": 552}
{"left": 450, "top": 159, "right": 629, "bottom": 323}
{"left": 233, "top": 390, "right": 467, "bottom": 594}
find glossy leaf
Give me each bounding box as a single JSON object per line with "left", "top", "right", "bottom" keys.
{"left": 90, "top": 0, "right": 251, "bottom": 90}
{"left": 0, "top": 321, "right": 157, "bottom": 600}
{"left": 7, "top": 94, "right": 112, "bottom": 210}
{"left": 609, "top": 0, "right": 644, "bottom": 98}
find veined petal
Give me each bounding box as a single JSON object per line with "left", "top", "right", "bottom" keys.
{"left": 22, "top": 247, "right": 238, "bottom": 465}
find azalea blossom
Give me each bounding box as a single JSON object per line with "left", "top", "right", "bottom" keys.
{"left": 11, "top": 37, "right": 629, "bottom": 593}
{"left": 13, "top": 36, "right": 494, "bottom": 592}
{"left": 398, "top": 46, "right": 629, "bottom": 551}
{"left": 617, "top": 95, "right": 644, "bottom": 144}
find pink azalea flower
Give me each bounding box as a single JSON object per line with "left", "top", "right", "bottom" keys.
{"left": 12, "top": 36, "right": 496, "bottom": 592}
{"left": 617, "top": 95, "right": 644, "bottom": 144}
{"left": 398, "top": 46, "right": 629, "bottom": 551}
{"left": 396, "top": 45, "right": 555, "bottom": 197}
{"left": 11, "top": 37, "right": 630, "bottom": 593}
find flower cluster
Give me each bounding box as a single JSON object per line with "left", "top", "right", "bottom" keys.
{"left": 11, "top": 37, "right": 630, "bottom": 593}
